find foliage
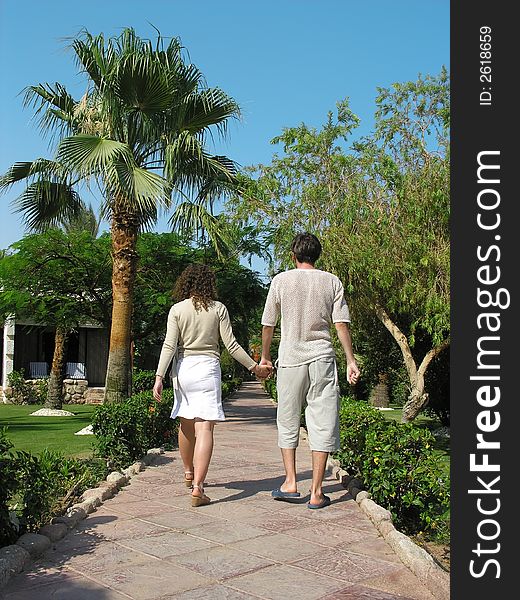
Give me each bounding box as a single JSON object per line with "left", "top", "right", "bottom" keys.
{"left": 227, "top": 69, "right": 450, "bottom": 420}
{"left": 0, "top": 428, "right": 18, "bottom": 546}
{"left": 92, "top": 390, "right": 179, "bottom": 469}
{"left": 6, "top": 370, "right": 47, "bottom": 405}
{"left": 132, "top": 369, "right": 157, "bottom": 394}
{"left": 1, "top": 427, "right": 108, "bottom": 546}
{"left": 262, "top": 377, "right": 278, "bottom": 402}
{"left": 132, "top": 232, "right": 266, "bottom": 371}
{"left": 221, "top": 377, "right": 243, "bottom": 400}
{"left": 335, "top": 398, "right": 450, "bottom": 536}
{"left": 0, "top": 230, "right": 112, "bottom": 329}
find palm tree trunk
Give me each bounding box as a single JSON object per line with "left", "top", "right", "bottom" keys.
{"left": 104, "top": 209, "right": 139, "bottom": 403}
{"left": 45, "top": 327, "right": 69, "bottom": 409}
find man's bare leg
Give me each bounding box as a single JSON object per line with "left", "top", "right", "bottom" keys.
{"left": 280, "top": 447, "right": 298, "bottom": 493}
{"left": 310, "top": 450, "right": 329, "bottom": 504}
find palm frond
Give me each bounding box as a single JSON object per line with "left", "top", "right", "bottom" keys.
{"left": 57, "top": 134, "right": 134, "bottom": 176}
{"left": 23, "top": 83, "right": 77, "bottom": 138}
{"left": 0, "top": 159, "right": 72, "bottom": 190}
{"left": 104, "top": 161, "right": 170, "bottom": 217}
{"left": 182, "top": 88, "right": 240, "bottom": 137}
{"left": 12, "top": 181, "right": 83, "bottom": 232}
{"left": 170, "top": 201, "right": 230, "bottom": 258}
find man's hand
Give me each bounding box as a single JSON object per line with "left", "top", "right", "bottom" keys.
{"left": 153, "top": 376, "right": 163, "bottom": 402}
{"left": 347, "top": 362, "right": 361, "bottom": 385}
{"left": 254, "top": 364, "right": 273, "bottom": 379}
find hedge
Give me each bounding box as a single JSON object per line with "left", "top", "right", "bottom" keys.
{"left": 335, "top": 398, "right": 450, "bottom": 536}
{"left": 0, "top": 428, "right": 107, "bottom": 547}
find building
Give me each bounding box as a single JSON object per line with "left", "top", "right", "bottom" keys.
{"left": 1, "top": 317, "right": 109, "bottom": 402}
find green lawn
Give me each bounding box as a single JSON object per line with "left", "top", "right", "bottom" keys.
{"left": 0, "top": 404, "right": 97, "bottom": 458}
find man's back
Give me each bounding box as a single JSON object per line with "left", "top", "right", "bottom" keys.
{"left": 261, "top": 268, "right": 350, "bottom": 367}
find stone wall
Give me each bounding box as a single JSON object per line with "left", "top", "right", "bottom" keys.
{"left": 62, "top": 379, "right": 89, "bottom": 404}
{"left": 2, "top": 379, "right": 102, "bottom": 404}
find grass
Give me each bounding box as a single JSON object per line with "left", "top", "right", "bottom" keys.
{"left": 0, "top": 404, "right": 97, "bottom": 458}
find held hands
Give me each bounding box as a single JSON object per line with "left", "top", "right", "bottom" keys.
{"left": 254, "top": 358, "right": 274, "bottom": 380}
{"left": 347, "top": 362, "right": 361, "bottom": 385}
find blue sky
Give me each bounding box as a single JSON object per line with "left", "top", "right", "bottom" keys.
{"left": 0, "top": 0, "right": 449, "bottom": 273}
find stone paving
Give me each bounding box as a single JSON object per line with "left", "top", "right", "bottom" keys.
{"left": 1, "top": 382, "right": 438, "bottom": 600}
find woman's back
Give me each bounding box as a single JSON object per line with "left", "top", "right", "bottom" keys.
{"left": 174, "top": 298, "right": 222, "bottom": 358}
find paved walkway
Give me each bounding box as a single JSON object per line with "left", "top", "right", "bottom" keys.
{"left": 2, "top": 382, "right": 437, "bottom": 600}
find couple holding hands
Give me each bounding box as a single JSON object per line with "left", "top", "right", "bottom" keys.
{"left": 153, "top": 233, "right": 360, "bottom": 509}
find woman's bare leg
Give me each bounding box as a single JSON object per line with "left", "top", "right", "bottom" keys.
{"left": 178, "top": 417, "right": 195, "bottom": 475}
{"left": 192, "top": 419, "right": 215, "bottom": 494}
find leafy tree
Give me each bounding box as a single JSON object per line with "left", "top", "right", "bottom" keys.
{"left": 0, "top": 230, "right": 111, "bottom": 408}
{"left": 131, "top": 232, "right": 266, "bottom": 373}
{"left": 0, "top": 28, "right": 241, "bottom": 402}
{"left": 228, "top": 70, "right": 450, "bottom": 421}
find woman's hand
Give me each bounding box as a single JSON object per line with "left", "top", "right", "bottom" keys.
{"left": 153, "top": 376, "right": 164, "bottom": 402}
{"left": 252, "top": 363, "right": 273, "bottom": 380}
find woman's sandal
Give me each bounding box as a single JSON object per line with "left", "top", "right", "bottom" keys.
{"left": 184, "top": 471, "right": 194, "bottom": 488}
{"left": 191, "top": 484, "right": 211, "bottom": 507}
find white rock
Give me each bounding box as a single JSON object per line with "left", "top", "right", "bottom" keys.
{"left": 29, "top": 408, "right": 75, "bottom": 417}
{"left": 74, "top": 425, "right": 94, "bottom": 435}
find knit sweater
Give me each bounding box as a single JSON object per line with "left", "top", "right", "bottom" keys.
{"left": 156, "top": 299, "right": 256, "bottom": 378}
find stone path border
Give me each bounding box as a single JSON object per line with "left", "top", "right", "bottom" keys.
{"left": 0, "top": 447, "right": 164, "bottom": 589}
{"left": 300, "top": 427, "right": 449, "bottom": 600}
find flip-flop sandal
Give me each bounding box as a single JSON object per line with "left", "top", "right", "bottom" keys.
{"left": 271, "top": 488, "right": 301, "bottom": 501}
{"left": 307, "top": 495, "right": 331, "bottom": 509}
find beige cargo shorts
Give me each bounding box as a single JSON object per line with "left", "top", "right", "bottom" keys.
{"left": 276, "top": 358, "right": 340, "bottom": 452}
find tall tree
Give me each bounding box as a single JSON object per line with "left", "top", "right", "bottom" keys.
{"left": 228, "top": 70, "right": 450, "bottom": 421}
{"left": 0, "top": 230, "right": 112, "bottom": 408}
{"left": 0, "top": 28, "right": 240, "bottom": 402}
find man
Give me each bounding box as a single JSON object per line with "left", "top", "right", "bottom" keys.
{"left": 260, "top": 232, "right": 360, "bottom": 509}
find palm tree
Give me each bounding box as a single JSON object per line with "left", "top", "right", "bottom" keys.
{"left": 0, "top": 28, "right": 240, "bottom": 402}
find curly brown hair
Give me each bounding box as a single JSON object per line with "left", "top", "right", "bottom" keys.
{"left": 173, "top": 263, "right": 218, "bottom": 311}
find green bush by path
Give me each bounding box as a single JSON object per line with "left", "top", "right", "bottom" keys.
{"left": 92, "top": 389, "right": 179, "bottom": 470}
{"left": 132, "top": 369, "right": 157, "bottom": 394}
{"left": 334, "top": 398, "right": 450, "bottom": 540}
{"left": 1, "top": 427, "right": 107, "bottom": 547}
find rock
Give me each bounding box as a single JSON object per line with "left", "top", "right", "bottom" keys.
{"left": 16, "top": 533, "right": 51, "bottom": 557}
{"left": 386, "top": 529, "right": 435, "bottom": 580}
{"left": 0, "top": 545, "right": 31, "bottom": 587}
{"left": 355, "top": 490, "right": 370, "bottom": 502}
{"left": 53, "top": 507, "right": 86, "bottom": 529}
{"left": 106, "top": 472, "right": 128, "bottom": 487}
{"left": 29, "top": 408, "right": 75, "bottom": 417}
{"left": 378, "top": 520, "right": 395, "bottom": 537}
{"left": 360, "top": 498, "right": 393, "bottom": 524}
{"left": 38, "top": 523, "right": 68, "bottom": 542}
{"left": 96, "top": 482, "right": 118, "bottom": 500}
{"left": 74, "top": 425, "right": 94, "bottom": 436}
{"left": 72, "top": 500, "right": 98, "bottom": 515}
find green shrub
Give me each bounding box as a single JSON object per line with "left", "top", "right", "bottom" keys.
{"left": 132, "top": 369, "right": 157, "bottom": 394}
{"left": 6, "top": 370, "right": 47, "bottom": 405}
{"left": 362, "top": 423, "right": 450, "bottom": 535}
{"left": 334, "top": 397, "right": 450, "bottom": 537}
{"left": 1, "top": 433, "right": 109, "bottom": 546}
{"left": 222, "top": 377, "right": 243, "bottom": 400}
{"left": 92, "top": 390, "right": 179, "bottom": 470}
{"left": 263, "top": 377, "right": 277, "bottom": 401}
{"left": 336, "top": 398, "right": 387, "bottom": 474}
{"left": 0, "top": 428, "right": 18, "bottom": 546}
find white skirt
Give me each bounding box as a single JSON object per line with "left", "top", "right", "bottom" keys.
{"left": 171, "top": 355, "right": 224, "bottom": 421}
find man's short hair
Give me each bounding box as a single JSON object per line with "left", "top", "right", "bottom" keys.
{"left": 291, "top": 232, "right": 322, "bottom": 264}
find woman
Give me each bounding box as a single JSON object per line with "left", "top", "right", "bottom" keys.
{"left": 153, "top": 264, "right": 270, "bottom": 507}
